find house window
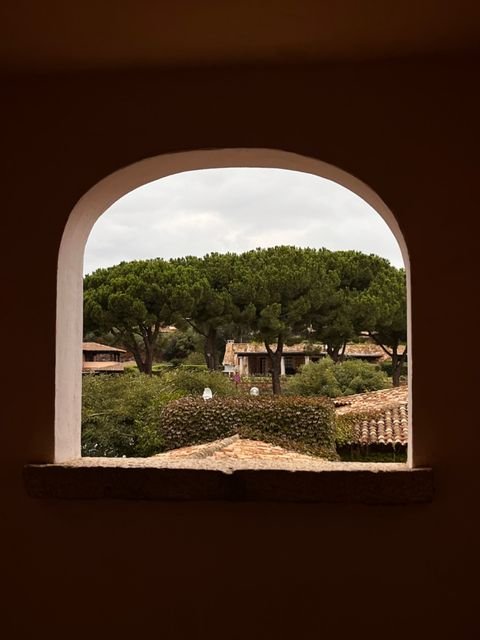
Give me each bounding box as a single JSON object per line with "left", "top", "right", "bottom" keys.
{"left": 259, "top": 357, "right": 267, "bottom": 375}
{"left": 284, "top": 356, "right": 295, "bottom": 375}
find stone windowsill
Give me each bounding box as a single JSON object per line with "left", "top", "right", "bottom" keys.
{"left": 23, "top": 458, "right": 433, "bottom": 503}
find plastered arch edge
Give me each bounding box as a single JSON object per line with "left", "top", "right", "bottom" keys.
{"left": 56, "top": 148, "right": 412, "bottom": 465}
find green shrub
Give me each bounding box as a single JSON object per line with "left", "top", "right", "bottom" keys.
{"left": 182, "top": 350, "right": 208, "bottom": 366}
{"left": 152, "top": 363, "right": 174, "bottom": 372}
{"left": 160, "top": 396, "right": 338, "bottom": 459}
{"left": 285, "top": 358, "right": 390, "bottom": 397}
{"left": 333, "top": 359, "right": 390, "bottom": 395}
{"left": 82, "top": 374, "right": 182, "bottom": 457}
{"left": 178, "top": 363, "right": 208, "bottom": 371}
{"left": 380, "top": 359, "right": 408, "bottom": 378}
{"left": 82, "top": 370, "right": 237, "bottom": 456}
{"left": 160, "top": 368, "right": 237, "bottom": 397}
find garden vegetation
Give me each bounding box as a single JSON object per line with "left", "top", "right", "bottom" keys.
{"left": 82, "top": 363, "right": 395, "bottom": 458}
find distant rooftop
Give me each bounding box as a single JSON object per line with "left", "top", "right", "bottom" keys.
{"left": 223, "top": 340, "right": 406, "bottom": 367}
{"left": 82, "top": 342, "right": 126, "bottom": 353}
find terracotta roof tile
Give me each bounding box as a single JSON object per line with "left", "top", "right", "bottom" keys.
{"left": 223, "top": 340, "right": 405, "bottom": 366}
{"left": 82, "top": 342, "right": 126, "bottom": 353}
{"left": 334, "top": 386, "right": 408, "bottom": 413}
{"left": 154, "top": 435, "right": 323, "bottom": 463}
{"left": 335, "top": 386, "right": 409, "bottom": 446}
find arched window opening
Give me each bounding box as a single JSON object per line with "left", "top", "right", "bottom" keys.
{"left": 57, "top": 150, "right": 411, "bottom": 469}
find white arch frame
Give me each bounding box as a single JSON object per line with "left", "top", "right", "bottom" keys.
{"left": 56, "top": 149, "right": 412, "bottom": 464}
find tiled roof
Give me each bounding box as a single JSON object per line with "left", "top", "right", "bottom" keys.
{"left": 334, "top": 386, "right": 408, "bottom": 413}
{"left": 82, "top": 342, "right": 126, "bottom": 353}
{"left": 222, "top": 340, "right": 404, "bottom": 366}
{"left": 343, "top": 343, "right": 397, "bottom": 357}
{"left": 223, "top": 341, "right": 311, "bottom": 366}
{"left": 340, "top": 405, "right": 408, "bottom": 446}
{"left": 154, "top": 435, "right": 323, "bottom": 464}
{"left": 335, "top": 386, "right": 409, "bottom": 446}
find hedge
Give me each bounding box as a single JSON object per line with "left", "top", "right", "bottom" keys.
{"left": 160, "top": 395, "right": 338, "bottom": 459}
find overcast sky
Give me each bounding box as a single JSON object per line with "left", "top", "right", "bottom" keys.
{"left": 84, "top": 168, "right": 403, "bottom": 274}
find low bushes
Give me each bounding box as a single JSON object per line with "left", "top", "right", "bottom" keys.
{"left": 82, "top": 374, "right": 182, "bottom": 457}
{"left": 82, "top": 369, "right": 237, "bottom": 456}
{"left": 285, "top": 358, "right": 390, "bottom": 397}
{"left": 160, "top": 396, "right": 338, "bottom": 459}
{"left": 83, "top": 370, "right": 395, "bottom": 460}
{"left": 160, "top": 368, "right": 238, "bottom": 397}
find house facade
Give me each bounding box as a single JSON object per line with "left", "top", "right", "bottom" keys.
{"left": 223, "top": 339, "right": 395, "bottom": 376}
{"left": 82, "top": 342, "right": 127, "bottom": 373}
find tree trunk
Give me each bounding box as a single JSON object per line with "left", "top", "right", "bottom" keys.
{"left": 204, "top": 328, "right": 218, "bottom": 371}
{"left": 132, "top": 349, "right": 147, "bottom": 373}
{"left": 144, "top": 344, "right": 154, "bottom": 375}
{"left": 392, "top": 353, "right": 401, "bottom": 387}
{"left": 391, "top": 348, "right": 407, "bottom": 387}
{"left": 368, "top": 332, "right": 407, "bottom": 388}
{"left": 326, "top": 340, "right": 347, "bottom": 363}
{"left": 266, "top": 339, "right": 283, "bottom": 395}
{"left": 124, "top": 329, "right": 156, "bottom": 375}
{"left": 326, "top": 344, "right": 341, "bottom": 362}
{"left": 126, "top": 337, "right": 148, "bottom": 374}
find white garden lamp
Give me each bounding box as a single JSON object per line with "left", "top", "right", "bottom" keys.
{"left": 202, "top": 387, "right": 213, "bottom": 401}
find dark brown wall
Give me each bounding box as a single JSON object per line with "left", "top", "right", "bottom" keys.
{"left": 2, "top": 59, "right": 479, "bottom": 638}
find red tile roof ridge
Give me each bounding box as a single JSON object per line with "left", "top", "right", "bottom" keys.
{"left": 335, "top": 386, "right": 408, "bottom": 414}
{"left": 82, "top": 342, "right": 127, "bottom": 352}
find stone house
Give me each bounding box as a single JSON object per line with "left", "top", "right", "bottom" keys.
{"left": 222, "top": 339, "right": 398, "bottom": 376}
{"left": 82, "top": 342, "right": 127, "bottom": 373}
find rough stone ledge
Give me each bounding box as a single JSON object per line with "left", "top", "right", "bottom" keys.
{"left": 23, "top": 461, "right": 433, "bottom": 504}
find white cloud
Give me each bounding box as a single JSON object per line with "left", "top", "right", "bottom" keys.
{"left": 84, "top": 168, "right": 404, "bottom": 273}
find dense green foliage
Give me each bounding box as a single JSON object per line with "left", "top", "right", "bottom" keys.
{"left": 84, "top": 247, "right": 407, "bottom": 389}
{"left": 285, "top": 358, "right": 390, "bottom": 397}
{"left": 313, "top": 251, "right": 393, "bottom": 361}
{"left": 231, "top": 246, "right": 339, "bottom": 393}
{"left": 380, "top": 358, "right": 407, "bottom": 381}
{"left": 84, "top": 259, "right": 193, "bottom": 373}
{"left": 83, "top": 374, "right": 336, "bottom": 458}
{"left": 160, "top": 369, "right": 238, "bottom": 397}
{"left": 82, "top": 374, "right": 180, "bottom": 457}
{"left": 82, "top": 371, "right": 404, "bottom": 460}
{"left": 359, "top": 266, "right": 407, "bottom": 386}
{"left": 172, "top": 253, "right": 240, "bottom": 370}
{"left": 161, "top": 330, "right": 197, "bottom": 365}
{"left": 160, "top": 396, "right": 337, "bottom": 458}
{"left": 82, "top": 370, "right": 237, "bottom": 456}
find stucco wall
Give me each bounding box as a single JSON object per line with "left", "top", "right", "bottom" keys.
{"left": 2, "top": 59, "right": 478, "bottom": 638}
